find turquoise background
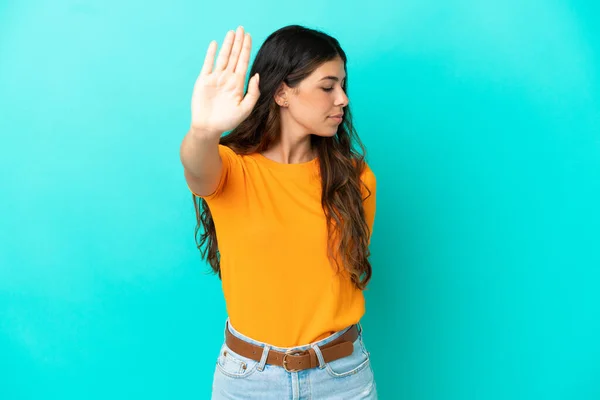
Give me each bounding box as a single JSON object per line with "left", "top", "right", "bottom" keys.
{"left": 1, "top": 0, "right": 599, "bottom": 398}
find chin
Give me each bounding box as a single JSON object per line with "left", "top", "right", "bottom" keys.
{"left": 317, "top": 129, "right": 339, "bottom": 137}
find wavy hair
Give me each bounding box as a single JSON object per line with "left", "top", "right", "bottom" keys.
{"left": 192, "top": 25, "right": 373, "bottom": 290}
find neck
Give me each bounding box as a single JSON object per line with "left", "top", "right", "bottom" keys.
{"left": 262, "top": 132, "right": 315, "bottom": 164}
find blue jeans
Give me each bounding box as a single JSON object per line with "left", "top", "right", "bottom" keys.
{"left": 211, "top": 317, "right": 378, "bottom": 399}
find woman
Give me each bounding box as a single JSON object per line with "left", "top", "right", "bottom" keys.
{"left": 180, "top": 24, "right": 378, "bottom": 399}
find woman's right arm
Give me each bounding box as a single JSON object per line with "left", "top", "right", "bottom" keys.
{"left": 180, "top": 129, "right": 223, "bottom": 197}
{"left": 179, "top": 25, "right": 260, "bottom": 197}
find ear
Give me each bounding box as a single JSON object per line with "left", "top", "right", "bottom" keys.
{"left": 273, "top": 82, "right": 290, "bottom": 106}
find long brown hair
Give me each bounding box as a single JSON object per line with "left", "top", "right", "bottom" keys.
{"left": 193, "top": 25, "right": 373, "bottom": 290}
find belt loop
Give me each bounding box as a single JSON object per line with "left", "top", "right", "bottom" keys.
{"left": 357, "top": 321, "right": 363, "bottom": 335}
{"left": 257, "top": 344, "right": 270, "bottom": 372}
{"left": 310, "top": 343, "right": 327, "bottom": 369}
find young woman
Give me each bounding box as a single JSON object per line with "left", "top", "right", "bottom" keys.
{"left": 180, "top": 24, "right": 378, "bottom": 399}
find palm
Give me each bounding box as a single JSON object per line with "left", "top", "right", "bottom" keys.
{"left": 191, "top": 26, "right": 260, "bottom": 134}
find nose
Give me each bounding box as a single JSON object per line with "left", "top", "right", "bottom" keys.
{"left": 336, "top": 90, "right": 349, "bottom": 108}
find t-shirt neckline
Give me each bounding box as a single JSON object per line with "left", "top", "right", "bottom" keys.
{"left": 251, "top": 152, "right": 319, "bottom": 171}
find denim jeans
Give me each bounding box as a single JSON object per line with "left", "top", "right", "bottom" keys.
{"left": 211, "top": 317, "right": 378, "bottom": 399}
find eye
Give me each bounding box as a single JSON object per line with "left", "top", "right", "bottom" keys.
{"left": 322, "top": 87, "right": 334, "bottom": 92}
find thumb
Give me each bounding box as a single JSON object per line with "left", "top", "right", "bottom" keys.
{"left": 241, "top": 73, "right": 260, "bottom": 114}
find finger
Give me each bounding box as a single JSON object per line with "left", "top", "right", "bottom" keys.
{"left": 234, "top": 33, "right": 252, "bottom": 76}
{"left": 215, "top": 30, "right": 235, "bottom": 71}
{"left": 226, "top": 26, "right": 245, "bottom": 72}
{"left": 200, "top": 40, "right": 217, "bottom": 76}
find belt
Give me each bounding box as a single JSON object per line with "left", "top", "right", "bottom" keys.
{"left": 224, "top": 323, "right": 360, "bottom": 372}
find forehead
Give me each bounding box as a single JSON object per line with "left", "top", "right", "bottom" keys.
{"left": 309, "top": 58, "right": 346, "bottom": 81}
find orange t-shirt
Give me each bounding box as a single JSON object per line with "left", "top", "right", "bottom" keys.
{"left": 188, "top": 144, "right": 376, "bottom": 347}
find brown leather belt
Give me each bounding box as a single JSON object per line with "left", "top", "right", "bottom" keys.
{"left": 224, "top": 323, "right": 359, "bottom": 372}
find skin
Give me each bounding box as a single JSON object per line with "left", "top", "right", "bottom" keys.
{"left": 262, "top": 57, "right": 349, "bottom": 164}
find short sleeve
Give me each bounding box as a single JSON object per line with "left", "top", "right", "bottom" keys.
{"left": 360, "top": 163, "right": 377, "bottom": 245}
{"left": 187, "top": 144, "right": 239, "bottom": 200}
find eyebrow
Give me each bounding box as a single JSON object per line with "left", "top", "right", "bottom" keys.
{"left": 319, "top": 75, "right": 346, "bottom": 82}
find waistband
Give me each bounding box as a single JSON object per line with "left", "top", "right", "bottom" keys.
{"left": 223, "top": 318, "right": 363, "bottom": 372}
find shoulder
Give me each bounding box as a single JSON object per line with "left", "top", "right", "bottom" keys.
{"left": 218, "top": 144, "right": 239, "bottom": 159}
{"left": 216, "top": 144, "right": 246, "bottom": 169}
{"left": 358, "top": 160, "right": 376, "bottom": 189}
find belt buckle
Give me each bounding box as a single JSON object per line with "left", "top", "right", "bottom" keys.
{"left": 282, "top": 349, "right": 304, "bottom": 372}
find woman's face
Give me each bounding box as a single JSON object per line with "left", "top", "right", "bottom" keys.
{"left": 277, "top": 57, "right": 349, "bottom": 138}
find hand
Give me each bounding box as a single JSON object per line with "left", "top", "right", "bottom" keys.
{"left": 190, "top": 26, "right": 260, "bottom": 137}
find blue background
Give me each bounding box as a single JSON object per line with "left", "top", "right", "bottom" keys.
{"left": 1, "top": 0, "right": 599, "bottom": 398}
